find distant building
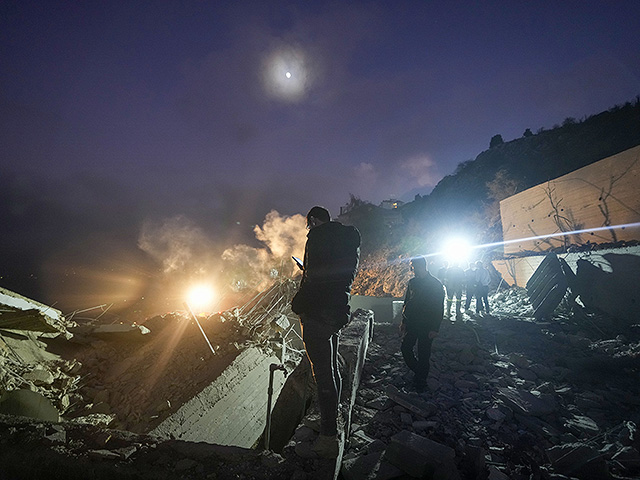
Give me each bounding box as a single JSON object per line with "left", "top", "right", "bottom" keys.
{"left": 380, "top": 199, "right": 404, "bottom": 210}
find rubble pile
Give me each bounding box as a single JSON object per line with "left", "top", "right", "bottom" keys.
{"left": 63, "top": 278, "right": 301, "bottom": 433}
{"left": 2, "top": 283, "right": 640, "bottom": 479}
{"left": 0, "top": 335, "right": 82, "bottom": 421}
{"left": 342, "top": 290, "right": 640, "bottom": 480}
{"left": 0, "top": 279, "right": 301, "bottom": 435}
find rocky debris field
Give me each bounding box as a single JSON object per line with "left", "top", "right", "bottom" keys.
{"left": 2, "top": 286, "right": 640, "bottom": 479}
{"left": 341, "top": 288, "right": 640, "bottom": 479}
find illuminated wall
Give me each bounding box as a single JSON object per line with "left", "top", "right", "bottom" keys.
{"left": 500, "top": 145, "right": 640, "bottom": 255}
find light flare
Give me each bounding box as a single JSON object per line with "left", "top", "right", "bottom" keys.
{"left": 441, "top": 237, "right": 472, "bottom": 265}
{"left": 186, "top": 284, "right": 216, "bottom": 311}
{"left": 406, "top": 221, "right": 640, "bottom": 265}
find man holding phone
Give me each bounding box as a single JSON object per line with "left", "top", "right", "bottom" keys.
{"left": 291, "top": 206, "right": 360, "bottom": 458}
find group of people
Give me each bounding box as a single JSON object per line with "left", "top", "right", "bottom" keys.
{"left": 437, "top": 260, "right": 492, "bottom": 320}
{"left": 290, "top": 205, "right": 493, "bottom": 458}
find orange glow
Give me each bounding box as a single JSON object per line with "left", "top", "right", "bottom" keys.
{"left": 186, "top": 284, "right": 215, "bottom": 311}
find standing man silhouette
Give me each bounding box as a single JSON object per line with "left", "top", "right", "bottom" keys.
{"left": 291, "top": 206, "right": 360, "bottom": 458}
{"left": 400, "top": 256, "right": 445, "bottom": 393}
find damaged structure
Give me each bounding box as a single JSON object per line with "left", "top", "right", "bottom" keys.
{"left": 493, "top": 144, "right": 640, "bottom": 323}
{"left": 1, "top": 147, "right": 640, "bottom": 479}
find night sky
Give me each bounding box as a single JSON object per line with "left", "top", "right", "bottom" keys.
{"left": 2, "top": 1, "right": 640, "bottom": 311}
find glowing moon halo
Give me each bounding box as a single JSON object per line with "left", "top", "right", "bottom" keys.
{"left": 262, "top": 47, "right": 308, "bottom": 101}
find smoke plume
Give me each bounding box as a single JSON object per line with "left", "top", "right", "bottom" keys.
{"left": 222, "top": 210, "right": 307, "bottom": 291}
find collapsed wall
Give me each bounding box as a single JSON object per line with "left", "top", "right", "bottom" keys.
{"left": 494, "top": 245, "right": 640, "bottom": 324}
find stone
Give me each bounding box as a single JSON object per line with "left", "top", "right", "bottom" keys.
{"left": 547, "top": 442, "right": 611, "bottom": 479}
{"left": 508, "top": 353, "right": 529, "bottom": 368}
{"left": 43, "top": 425, "right": 66, "bottom": 444}
{"left": 454, "top": 379, "right": 478, "bottom": 390}
{"left": 463, "top": 445, "right": 485, "bottom": 479}
{"left": 412, "top": 420, "right": 438, "bottom": 430}
{"left": 487, "top": 466, "right": 510, "bottom": 479}
{"left": 24, "top": 366, "right": 55, "bottom": 386}
{"left": 175, "top": 458, "right": 199, "bottom": 471}
{"left": 486, "top": 407, "right": 506, "bottom": 422}
{"left": 516, "top": 368, "right": 537, "bottom": 382}
{"left": 458, "top": 350, "right": 475, "bottom": 365}
{"left": 384, "top": 430, "right": 460, "bottom": 479}
{"left": 529, "top": 363, "right": 553, "bottom": 380}
{"left": 341, "top": 450, "right": 404, "bottom": 480}
{"left": 88, "top": 449, "right": 121, "bottom": 461}
{"left": 0, "top": 389, "right": 60, "bottom": 422}
{"left": 385, "top": 385, "right": 437, "bottom": 418}
{"left": 564, "top": 415, "right": 599, "bottom": 436}
{"left": 496, "top": 387, "right": 557, "bottom": 417}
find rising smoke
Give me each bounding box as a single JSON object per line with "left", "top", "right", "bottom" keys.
{"left": 222, "top": 210, "right": 307, "bottom": 291}
{"left": 138, "top": 211, "right": 307, "bottom": 296}
{"left": 138, "top": 215, "right": 217, "bottom": 274}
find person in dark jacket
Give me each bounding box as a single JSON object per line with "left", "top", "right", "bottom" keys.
{"left": 444, "top": 262, "right": 465, "bottom": 320}
{"left": 464, "top": 262, "right": 477, "bottom": 312}
{"left": 400, "top": 256, "right": 445, "bottom": 393}
{"left": 291, "top": 206, "right": 360, "bottom": 458}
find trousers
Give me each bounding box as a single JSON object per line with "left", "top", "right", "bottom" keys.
{"left": 300, "top": 314, "right": 342, "bottom": 436}
{"left": 476, "top": 285, "right": 490, "bottom": 312}
{"left": 401, "top": 329, "right": 434, "bottom": 385}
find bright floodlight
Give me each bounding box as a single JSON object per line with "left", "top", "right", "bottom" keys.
{"left": 186, "top": 284, "right": 215, "bottom": 311}
{"left": 442, "top": 237, "right": 473, "bottom": 265}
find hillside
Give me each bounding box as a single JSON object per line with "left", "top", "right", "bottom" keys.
{"left": 348, "top": 98, "right": 640, "bottom": 297}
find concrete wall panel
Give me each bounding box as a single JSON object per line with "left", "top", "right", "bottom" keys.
{"left": 500, "top": 145, "right": 640, "bottom": 255}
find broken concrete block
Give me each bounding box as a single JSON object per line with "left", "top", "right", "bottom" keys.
{"left": 384, "top": 430, "right": 460, "bottom": 479}
{"left": 341, "top": 450, "right": 404, "bottom": 480}
{"left": 0, "top": 389, "right": 60, "bottom": 422}
{"left": 271, "top": 314, "right": 291, "bottom": 333}
{"left": 564, "top": 414, "right": 599, "bottom": 436}
{"left": 487, "top": 466, "right": 510, "bottom": 479}
{"left": 24, "top": 365, "right": 55, "bottom": 385}
{"left": 151, "top": 347, "right": 286, "bottom": 448}
{"left": 611, "top": 446, "right": 640, "bottom": 472}
{"left": 385, "top": 385, "right": 437, "bottom": 418}
{"left": 496, "top": 387, "right": 557, "bottom": 417}
{"left": 547, "top": 442, "right": 611, "bottom": 479}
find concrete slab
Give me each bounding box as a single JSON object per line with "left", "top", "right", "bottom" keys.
{"left": 151, "top": 347, "right": 286, "bottom": 448}
{"left": 350, "top": 295, "right": 402, "bottom": 324}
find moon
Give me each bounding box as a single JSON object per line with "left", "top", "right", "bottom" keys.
{"left": 263, "top": 47, "right": 309, "bottom": 101}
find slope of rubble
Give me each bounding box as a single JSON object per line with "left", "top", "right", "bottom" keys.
{"left": 342, "top": 288, "right": 640, "bottom": 479}
{"left": 2, "top": 286, "right": 640, "bottom": 479}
